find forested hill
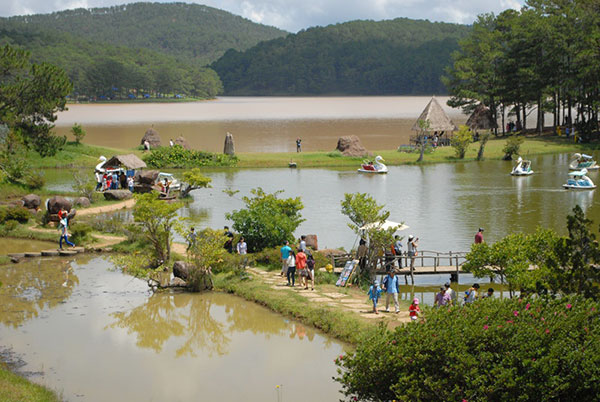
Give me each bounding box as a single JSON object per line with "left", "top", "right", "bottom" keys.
{"left": 0, "top": 2, "right": 288, "bottom": 65}
{"left": 212, "top": 18, "right": 471, "bottom": 95}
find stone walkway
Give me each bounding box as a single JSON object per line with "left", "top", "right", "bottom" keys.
{"left": 246, "top": 267, "right": 411, "bottom": 323}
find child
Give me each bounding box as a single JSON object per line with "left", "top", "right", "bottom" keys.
{"left": 409, "top": 297, "right": 420, "bottom": 321}
{"left": 368, "top": 280, "right": 383, "bottom": 314}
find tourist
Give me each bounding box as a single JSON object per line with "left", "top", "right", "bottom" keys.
{"left": 394, "top": 235, "right": 403, "bottom": 268}
{"left": 296, "top": 248, "right": 308, "bottom": 289}
{"left": 169, "top": 138, "right": 174, "bottom": 147}
{"left": 464, "top": 283, "right": 480, "bottom": 304}
{"left": 407, "top": 235, "right": 419, "bottom": 272}
{"left": 296, "top": 138, "right": 302, "bottom": 152}
{"left": 186, "top": 227, "right": 196, "bottom": 252}
{"left": 357, "top": 238, "right": 367, "bottom": 272}
{"left": 409, "top": 297, "right": 420, "bottom": 321}
{"left": 299, "top": 235, "right": 307, "bottom": 252}
{"left": 119, "top": 172, "right": 127, "bottom": 189}
{"left": 482, "top": 287, "right": 494, "bottom": 299}
{"left": 58, "top": 216, "right": 75, "bottom": 249}
{"left": 127, "top": 175, "right": 134, "bottom": 192}
{"left": 433, "top": 287, "right": 448, "bottom": 307}
{"left": 143, "top": 139, "right": 150, "bottom": 151}
{"left": 280, "top": 240, "right": 292, "bottom": 277}
{"left": 111, "top": 171, "right": 118, "bottom": 190}
{"left": 368, "top": 279, "right": 382, "bottom": 314}
{"left": 306, "top": 250, "right": 315, "bottom": 291}
{"left": 444, "top": 282, "right": 456, "bottom": 305}
{"left": 95, "top": 170, "right": 102, "bottom": 191}
{"left": 161, "top": 177, "right": 171, "bottom": 197}
{"left": 382, "top": 270, "right": 400, "bottom": 313}
{"left": 475, "top": 228, "right": 484, "bottom": 244}
{"left": 102, "top": 173, "right": 108, "bottom": 191}
{"left": 287, "top": 249, "right": 297, "bottom": 286}
{"left": 224, "top": 226, "right": 234, "bottom": 253}
{"left": 433, "top": 133, "right": 439, "bottom": 148}
{"left": 237, "top": 237, "right": 248, "bottom": 269}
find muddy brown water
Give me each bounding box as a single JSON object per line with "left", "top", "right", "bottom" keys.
{"left": 0, "top": 256, "right": 346, "bottom": 401}
{"left": 0, "top": 238, "right": 57, "bottom": 254}
{"left": 54, "top": 96, "right": 467, "bottom": 152}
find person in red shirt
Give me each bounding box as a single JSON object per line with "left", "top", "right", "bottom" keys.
{"left": 296, "top": 249, "right": 308, "bottom": 289}
{"left": 409, "top": 298, "right": 420, "bottom": 321}
{"left": 474, "top": 228, "right": 484, "bottom": 244}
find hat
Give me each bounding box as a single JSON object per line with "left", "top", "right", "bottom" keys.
{"left": 479, "top": 227, "right": 484, "bottom": 232}
{"left": 374, "top": 280, "right": 379, "bottom": 286}
{"left": 413, "top": 297, "right": 419, "bottom": 305}
{"left": 444, "top": 282, "right": 450, "bottom": 287}
{"left": 408, "top": 235, "right": 414, "bottom": 240}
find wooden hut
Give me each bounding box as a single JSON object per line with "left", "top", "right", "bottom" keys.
{"left": 104, "top": 154, "right": 147, "bottom": 170}
{"left": 411, "top": 97, "right": 458, "bottom": 146}
{"left": 141, "top": 127, "right": 161, "bottom": 148}
{"left": 466, "top": 104, "right": 497, "bottom": 133}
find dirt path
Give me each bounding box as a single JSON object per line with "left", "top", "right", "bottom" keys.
{"left": 77, "top": 199, "right": 136, "bottom": 216}
{"left": 246, "top": 267, "right": 411, "bottom": 324}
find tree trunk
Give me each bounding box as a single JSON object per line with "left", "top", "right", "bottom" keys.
{"left": 501, "top": 104, "right": 505, "bottom": 136}
{"left": 417, "top": 138, "right": 425, "bottom": 162}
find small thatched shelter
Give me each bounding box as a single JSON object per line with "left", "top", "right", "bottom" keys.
{"left": 174, "top": 136, "right": 190, "bottom": 149}
{"left": 141, "top": 127, "right": 162, "bottom": 147}
{"left": 466, "top": 104, "right": 497, "bottom": 131}
{"left": 411, "top": 97, "right": 458, "bottom": 133}
{"left": 104, "top": 154, "right": 147, "bottom": 170}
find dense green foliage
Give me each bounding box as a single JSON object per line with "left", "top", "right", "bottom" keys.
{"left": 226, "top": 188, "right": 304, "bottom": 252}
{"left": 445, "top": 0, "right": 600, "bottom": 139}
{"left": 143, "top": 145, "right": 238, "bottom": 169}
{"left": 502, "top": 134, "right": 525, "bottom": 160}
{"left": 212, "top": 19, "right": 470, "bottom": 95}
{"left": 336, "top": 297, "right": 600, "bottom": 401}
{"left": 0, "top": 206, "right": 31, "bottom": 224}
{"left": 180, "top": 168, "right": 212, "bottom": 198}
{"left": 450, "top": 125, "right": 472, "bottom": 159}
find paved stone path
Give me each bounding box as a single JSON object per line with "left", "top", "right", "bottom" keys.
{"left": 247, "top": 267, "right": 411, "bottom": 323}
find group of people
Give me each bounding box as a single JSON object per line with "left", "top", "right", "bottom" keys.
{"left": 95, "top": 170, "right": 134, "bottom": 192}
{"left": 381, "top": 234, "right": 419, "bottom": 272}
{"left": 367, "top": 271, "right": 422, "bottom": 320}
{"left": 280, "top": 236, "right": 316, "bottom": 290}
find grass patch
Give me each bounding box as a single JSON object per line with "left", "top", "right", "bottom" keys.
{"left": 24, "top": 142, "right": 139, "bottom": 169}
{"left": 0, "top": 364, "right": 60, "bottom": 402}
{"left": 214, "top": 271, "right": 377, "bottom": 345}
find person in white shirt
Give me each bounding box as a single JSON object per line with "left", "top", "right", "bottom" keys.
{"left": 237, "top": 237, "right": 248, "bottom": 269}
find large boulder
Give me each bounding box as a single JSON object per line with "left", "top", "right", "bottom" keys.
{"left": 305, "top": 234, "right": 319, "bottom": 251}
{"left": 74, "top": 197, "right": 91, "bottom": 208}
{"left": 173, "top": 261, "right": 191, "bottom": 280}
{"left": 103, "top": 190, "right": 132, "bottom": 201}
{"left": 174, "top": 136, "right": 190, "bottom": 150}
{"left": 47, "top": 196, "right": 72, "bottom": 214}
{"left": 141, "top": 128, "right": 162, "bottom": 148}
{"left": 22, "top": 194, "right": 41, "bottom": 210}
{"left": 136, "top": 170, "right": 159, "bottom": 185}
{"left": 335, "top": 135, "right": 369, "bottom": 157}
{"left": 223, "top": 132, "right": 235, "bottom": 156}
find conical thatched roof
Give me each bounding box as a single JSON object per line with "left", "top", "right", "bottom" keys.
{"left": 466, "top": 104, "right": 497, "bottom": 130}
{"left": 141, "top": 127, "right": 161, "bottom": 147}
{"left": 105, "top": 154, "right": 147, "bottom": 170}
{"left": 411, "top": 97, "right": 458, "bottom": 132}
{"left": 174, "top": 136, "right": 190, "bottom": 149}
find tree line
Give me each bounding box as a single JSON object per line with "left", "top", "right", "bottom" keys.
{"left": 444, "top": 0, "right": 600, "bottom": 140}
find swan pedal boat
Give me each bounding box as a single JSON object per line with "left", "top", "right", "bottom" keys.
{"left": 569, "top": 153, "right": 599, "bottom": 170}
{"left": 563, "top": 168, "right": 596, "bottom": 190}
{"left": 358, "top": 155, "right": 388, "bottom": 174}
{"left": 511, "top": 157, "right": 534, "bottom": 176}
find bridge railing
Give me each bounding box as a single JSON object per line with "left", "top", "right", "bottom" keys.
{"left": 328, "top": 250, "right": 468, "bottom": 273}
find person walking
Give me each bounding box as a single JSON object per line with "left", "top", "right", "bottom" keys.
{"left": 382, "top": 270, "right": 400, "bottom": 313}
{"left": 434, "top": 287, "right": 451, "bottom": 307}
{"left": 286, "top": 250, "right": 297, "bottom": 286}
{"left": 464, "top": 283, "right": 480, "bottom": 304}
{"left": 407, "top": 235, "right": 419, "bottom": 272}
{"left": 280, "top": 241, "right": 292, "bottom": 277}
{"left": 475, "top": 228, "right": 484, "bottom": 244}
{"left": 296, "top": 138, "right": 302, "bottom": 152}
{"left": 306, "top": 250, "right": 315, "bottom": 290}
{"left": 299, "top": 235, "right": 307, "bottom": 252}
{"left": 95, "top": 170, "right": 102, "bottom": 191}
{"left": 127, "top": 175, "right": 134, "bottom": 192}
{"left": 237, "top": 237, "right": 248, "bottom": 269}
{"left": 409, "top": 298, "right": 421, "bottom": 321}
{"left": 186, "top": 227, "right": 197, "bottom": 252}
{"left": 296, "top": 248, "right": 308, "bottom": 289}
{"left": 357, "top": 238, "right": 367, "bottom": 273}
{"left": 394, "top": 235, "right": 403, "bottom": 268}
{"left": 58, "top": 216, "right": 75, "bottom": 249}
{"left": 224, "top": 226, "right": 234, "bottom": 253}
{"left": 444, "top": 282, "right": 456, "bottom": 305}
{"left": 368, "top": 280, "right": 383, "bottom": 314}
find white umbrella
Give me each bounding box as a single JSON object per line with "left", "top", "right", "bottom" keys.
{"left": 359, "top": 220, "right": 409, "bottom": 232}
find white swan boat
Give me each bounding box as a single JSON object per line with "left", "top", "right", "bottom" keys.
{"left": 95, "top": 155, "right": 107, "bottom": 172}
{"left": 358, "top": 155, "right": 388, "bottom": 174}
{"left": 511, "top": 157, "right": 534, "bottom": 176}
{"left": 563, "top": 169, "right": 596, "bottom": 190}
{"left": 569, "top": 153, "right": 599, "bottom": 170}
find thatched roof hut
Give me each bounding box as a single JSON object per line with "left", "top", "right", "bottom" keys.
{"left": 411, "top": 97, "right": 458, "bottom": 132}
{"left": 466, "top": 104, "right": 497, "bottom": 131}
{"left": 141, "top": 127, "right": 161, "bottom": 147}
{"left": 174, "top": 136, "right": 190, "bottom": 149}
{"left": 104, "top": 154, "right": 147, "bottom": 170}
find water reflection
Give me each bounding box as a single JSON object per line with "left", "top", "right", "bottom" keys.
{"left": 109, "top": 292, "right": 318, "bottom": 358}
{"left": 0, "top": 259, "right": 79, "bottom": 327}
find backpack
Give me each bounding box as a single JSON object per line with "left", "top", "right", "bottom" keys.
{"left": 307, "top": 254, "right": 315, "bottom": 269}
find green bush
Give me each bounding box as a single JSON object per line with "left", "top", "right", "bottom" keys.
{"left": 336, "top": 297, "right": 600, "bottom": 401}
{"left": 0, "top": 206, "right": 31, "bottom": 224}
{"left": 502, "top": 134, "right": 524, "bottom": 160}
{"left": 143, "top": 145, "right": 238, "bottom": 168}
{"left": 3, "top": 219, "right": 18, "bottom": 232}
{"left": 69, "top": 222, "right": 92, "bottom": 244}
{"left": 24, "top": 171, "right": 45, "bottom": 190}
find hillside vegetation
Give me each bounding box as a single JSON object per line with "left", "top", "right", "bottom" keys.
{"left": 212, "top": 18, "right": 471, "bottom": 95}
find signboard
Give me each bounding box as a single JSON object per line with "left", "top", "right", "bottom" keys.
{"left": 336, "top": 259, "right": 358, "bottom": 287}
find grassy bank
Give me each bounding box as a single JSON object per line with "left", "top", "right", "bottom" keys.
{"left": 0, "top": 364, "right": 59, "bottom": 402}
{"left": 214, "top": 271, "right": 377, "bottom": 345}
{"left": 236, "top": 136, "right": 595, "bottom": 168}
{"left": 26, "top": 142, "right": 140, "bottom": 169}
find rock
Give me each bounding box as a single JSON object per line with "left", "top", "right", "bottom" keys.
{"left": 10, "top": 256, "right": 21, "bottom": 263}
{"left": 41, "top": 250, "right": 60, "bottom": 257}
{"left": 320, "top": 248, "right": 346, "bottom": 257}
{"left": 24, "top": 252, "right": 41, "bottom": 257}
{"left": 8, "top": 200, "right": 24, "bottom": 207}
{"left": 103, "top": 190, "right": 132, "bottom": 201}
{"left": 141, "top": 127, "right": 162, "bottom": 148}
{"left": 170, "top": 277, "right": 187, "bottom": 287}
{"left": 305, "top": 234, "right": 318, "bottom": 250}
{"left": 173, "top": 261, "right": 191, "bottom": 280}
{"left": 22, "top": 194, "right": 41, "bottom": 210}
{"left": 335, "top": 135, "right": 369, "bottom": 157}
{"left": 135, "top": 170, "right": 159, "bottom": 185}
{"left": 47, "top": 196, "right": 72, "bottom": 214}
{"left": 67, "top": 209, "right": 77, "bottom": 220}
{"left": 74, "top": 197, "right": 91, "bottom": 208}
{"left": 223, "top": 132, "right": 235, "bottom": 156}
{"left": 133, "top": 184, "right": 154, "bottom": 194}
{"left": 174, "top": 136, "right": 190, "bottom": 150}
{"left": 59, "top": 250, "right": 77, "bottom": 256}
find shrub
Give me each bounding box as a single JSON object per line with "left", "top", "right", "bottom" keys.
{"left": 73, "top": 173, "right": 97, "bottom": 202}
{"left": 3, "top": 219, "right": 18, "bottom": 232}
{"left": 0, "top": 206, "right": 31, "bottom": 223}
{"left": 326, "top": 150, "right": 343, "bottom": 158}
{"left": 24, "top": 170, "right": 45, "bottom": 189}
{"left": 502, "top": 134, "right": 524, "bottom": 160}
{"left": 69, "top": 223, "right": 93, "bottom": 244}
{"left": 71, "top": 123, "right": 86, "bottom": 144}
{"left": 143, "top": 145, "right": 238, "bottom": 169}
{"left": 450, "top": 124, "right": 472, "bottom": 159}
{"left": 336, "top": 297, "right": 600, "bottom": 401}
